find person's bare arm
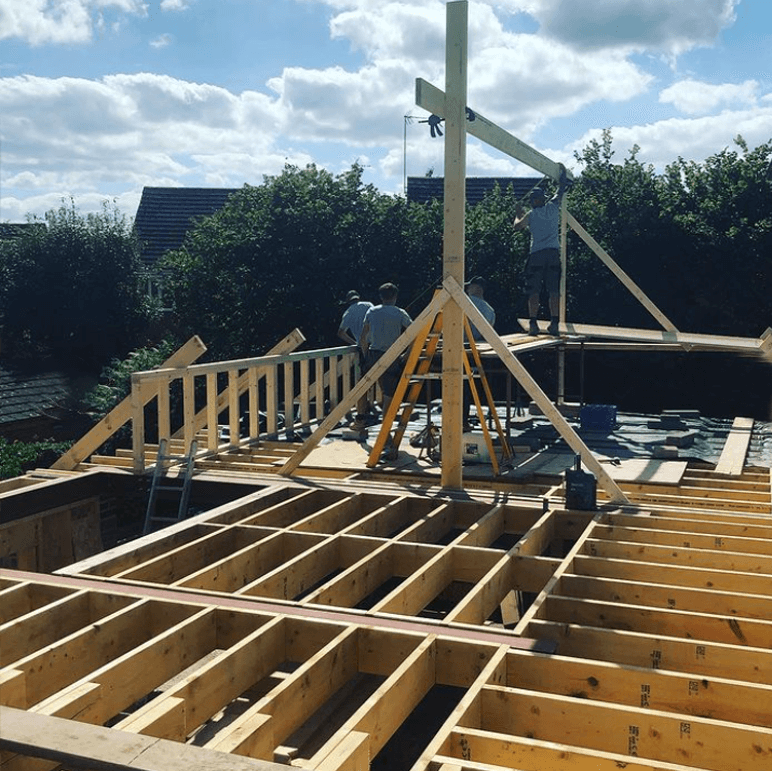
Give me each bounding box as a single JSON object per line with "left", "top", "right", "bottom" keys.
{"left": 359, "top": 322, "right": 370, "bottom": 356}
{"left": 338, "top": 327, "right": 356, "bottom": 345}
{"left": 513, "top": 204, "right": 529, "bottom": 231}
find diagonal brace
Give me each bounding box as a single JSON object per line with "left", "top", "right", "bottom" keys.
{"left": 278, "top": 289, "right": 452, "bottom": 477}
{"left": 444, "top": 277, "right": 629, "bottom": 505}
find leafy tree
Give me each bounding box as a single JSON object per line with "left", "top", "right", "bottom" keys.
{"left": 163, "top": 163, "right": 443, "bottom": 358}
{"left": 80, "top": 339, "right": 179, "bottom": 452}
{"left": 83, "top": 339, "right": 178, "bottom": 420}
{"left": 658, "top": 136, "right": 772, "bottom": 335}
{"left": 568, "top": 129, "right": 667, "bottom": 329}
{"left": 465, "top": 182, "right": 524, "bottom": 330}
{"left": 0, "top": 200, "right": 155, "bottom": 365}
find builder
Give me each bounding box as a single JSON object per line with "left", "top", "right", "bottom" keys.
{"left": 356, "top": 282, "right": 412, "bottom": 425}
{"left": 513, "top": 163, "right": 568, "bottom": 336}
{"left": 338, "top": 289, "right": 375, "bottom": 421}
{"left": 465, "top": 275, "right": 495, "bottom": 340}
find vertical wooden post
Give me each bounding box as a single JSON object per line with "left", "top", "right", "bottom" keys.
{"left": 131, "top": 375, "right": 145, "bottom": 473}
{"left": 557, "top": 195, "right": 568, "bottom": 405}
{"left": 299, "top": 359, "right": 310, "bottom": 426}
{"left": 440, "top": 0, "right": 468, "bottom": 490}
{"left": 560, "top": 196, "right": 567, "bottom": 324}
{"left": 315, "top": 358, "right": 325, "bottom": 420}
{"left": 206, "top": 372, "right": 218, "bottom": 451}
{"left": 284, "top": 361, "right": 295, "bottom": 438}
{"left": 183, "top": 373, "right": 195, "bottom": 454}
{"left": 228, "top": 369, "right": 240, "bottom": 446}
{"left": 329, "top": 355, "right": 339, "bottom": 408}
{"left": 157, "top": 376, "right": 171, "bottom": 445}
{"left": 248, "top": 367, "right": 259, "bottom": 439}
{"left": 266, "top": 366, "right": 278, "bottom": 436}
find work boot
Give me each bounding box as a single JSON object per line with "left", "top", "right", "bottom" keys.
{"left": 349, "top": 415, "right": 369, "bottom": 432}
{"left": 528, "top": 318, "right": 539, "bottom": 336}
{"left": 547, "top": 317, "right": 560, "bottom": 336}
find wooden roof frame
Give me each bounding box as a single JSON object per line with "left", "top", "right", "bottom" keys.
{"left": 277, "top": 1, "right": 771, "bottom": 501}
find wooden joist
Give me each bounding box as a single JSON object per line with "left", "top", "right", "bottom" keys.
{"left": 0, "top": 705, "right": 286, "bottom": 770}
{"left": 2, "top": 466, "right": 772, "bottom": 770}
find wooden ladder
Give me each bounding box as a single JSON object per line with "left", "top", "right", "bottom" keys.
{"left": 143, "top": 438, "right": 198, "bottom": 534}
{"left": 366, "top": 307, "right": 512, "bottom": 474}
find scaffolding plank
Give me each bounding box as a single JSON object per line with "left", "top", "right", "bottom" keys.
{"left": 715, "top": 417, "right": 754, "bottom": 476}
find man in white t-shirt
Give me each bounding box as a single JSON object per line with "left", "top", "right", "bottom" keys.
{"left": 337, "top": 290, "right": 372, "bottom": 347}
{"left": 465, "top": 276, "right": 495, "bottom": 340}
{"left": 463, "top": 276, "right": 495, "bottom": 430}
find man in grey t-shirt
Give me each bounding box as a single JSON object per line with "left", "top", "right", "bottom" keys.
{"left": 338, "top": 289, "right": 374, "bottom": 420}
{"left": 513, "top": 164, "right": 568, "bottom": 336}
{"left": 358, "top": 282, "right": 412, "bottom": 419}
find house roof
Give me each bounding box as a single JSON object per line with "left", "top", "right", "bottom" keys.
{"left": 133, "top": 187, "right": 238, "bottom": 266}
{"left": 407, "top": 176, "right": 546, "bottom": 205}
{"left": 0, "top": 364, "right": 74, "bottom": 427}
{"left": 133, "top": 179, "right": 547, "bottom": 267}
{"left": 0, "top": 223, "right": 43, "bottom": 240}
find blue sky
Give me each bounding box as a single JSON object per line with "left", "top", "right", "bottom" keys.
{"left": 1, "top": 0, "right": 770, "bottom": 222}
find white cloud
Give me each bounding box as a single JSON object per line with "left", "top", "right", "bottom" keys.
{"left": 566, "top": 105, "right": 772, "bottom": 174}
{"left": 0, "top": 72, "right": 293, "bottom": 221}
{"left": 268, "top": 1, "right": 653, "bottom": 147}
{"left": 659, "top": 79, "right": 759, "bottom": 116}
{"left": 330, "top": 2, "right": 445, "bottom": 64}
{"left": 0, "top": 0, "right": 148, "bottom": 45}
{"left": 150, "top": 32, "right": 173, "bottom": 48}
{"left": 1, "top": 0, "right": 768, "bottom": 223}
{"left": 527, "top": 0, "right": 738, "bottom": 54}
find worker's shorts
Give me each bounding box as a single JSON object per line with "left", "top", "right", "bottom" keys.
{"left": 364, "top": 349, "right": 403, "bottom": 398}
{"left": 525, "top": 248, "right": 561, "bottom": 296}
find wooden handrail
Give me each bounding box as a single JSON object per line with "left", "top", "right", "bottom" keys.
{"left": 130, "top": 339, "right": 359, "bottom": 472}
{"left": 51, "top": 336, "right": 207, "bottom": 471}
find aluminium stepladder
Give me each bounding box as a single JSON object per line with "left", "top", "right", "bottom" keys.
{"left": 142, "top": 437, "right": 198, "bottom": 534}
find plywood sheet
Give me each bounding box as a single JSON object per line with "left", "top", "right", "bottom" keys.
{"left": 512, "top": 452, "right": 687, "bottom": 485}
{"left": 600, "top": 458, "right": 688, "bottom": 485}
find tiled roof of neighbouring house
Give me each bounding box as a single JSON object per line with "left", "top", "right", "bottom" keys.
{"left": 134, "top": 179, "right": 549, "bottom": 267}
{"left": 0, "top": 365, "right": 73, "bottom": 426}
{"left": 134, "top": 187, "right": 238, "bottom": 266}
{"left": 0, "top": 223, "right": 43, "bottom": 240}
{"left": 407, "top": 176, "right": 546, "bottom": 206}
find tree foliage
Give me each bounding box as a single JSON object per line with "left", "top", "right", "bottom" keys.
{"left": 565, "top": 130, "right": 772, "bottom": 335}
{"left": 163, "top": 163, "right": 444, "bottom": 358}
{"left": 6, "top": 136, "right": 769, "bottom": 420}
{"left": 0, "top": 200, "right": 155, "bottom": 366}
{"left": 0, "top": 437, "right": 70, "bottom": 480}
